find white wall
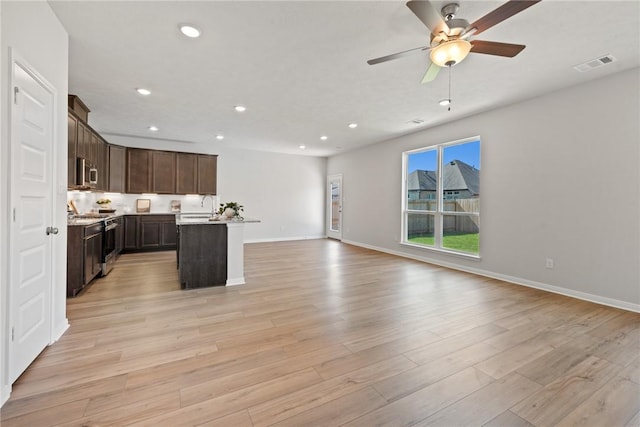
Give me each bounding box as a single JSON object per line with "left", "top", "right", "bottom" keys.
{"left": 0, "top": 1, "right": 69, "bottom": 404}
{"left": 328, "top": 68, "right": 640, "bottom": 311}
{"left": 100, "top": 135, "right": 327, "bottom": 242}
{"left": 0, "top": 0, "right": 4, "bottom": 406}
{"left": 217, "top": 148, "right": 326, "bottom": 242}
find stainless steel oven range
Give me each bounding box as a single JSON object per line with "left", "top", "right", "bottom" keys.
{"left": 102, "top": 216, "right": 119, "bottom": 275}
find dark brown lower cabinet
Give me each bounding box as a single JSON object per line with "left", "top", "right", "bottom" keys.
{"left": 177, "top": 223, "right": 227, "bottom": 288}
{"left": 67, "top": 222, "right": 103, "bottom": 297}
{"left": 115, "top": 216, "right": 124, "bottom": 256}
{"left": 162, "top": 221, "right": 178, "bottom": 246}
{"left": 124, "top": 215, "right": 140, "bottom": 250}
{"left": 85, "top": 229, "right": 103, "bottom": 284}
{"left": 123, "top": 214, "right": 176, "bottom": 252}
{"left": 140, "top": 220, "right": 161, "bottom": 249}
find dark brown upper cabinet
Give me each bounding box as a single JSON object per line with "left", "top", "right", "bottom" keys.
{"left": 176, "top": 152, "right": 198, "bottom": 194}
{"left": 108, "top": 145, "right": 126, "bottom": 193}
{"left": 151, "top": 151, "right": 177, "bottom": 194}
{"left": 197, "top": 155, "right": 217, "bottom": 195}
{"left": 76, "top": 121, "right": 88, "bottom": 160}
{"left": 68, "top": 95, "right": 90, "bottom": 123}
{"left": 89, "top": 133, "right": 99, "bottom": 167}
{"left": 67, "top": 113, "right": 77, "bottom": 187}
{"left": 126, "top": 148, "right": 151, "bottom": 194}
{"left": 96, "top": 137, "right": 108, "bottom": 191}
{"left": 67, "top": 108, "right": 104, "bottom": 189}
{"left": 68, "top": 97, "right": 217, "bottom": 193}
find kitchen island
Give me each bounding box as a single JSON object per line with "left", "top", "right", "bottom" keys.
{"left": 176, "top": 214, "right": 259, "bottom": 289}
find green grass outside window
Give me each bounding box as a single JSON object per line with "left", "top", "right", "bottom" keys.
{"left": 409, "top": 232, "right": 479, "bottom": 254}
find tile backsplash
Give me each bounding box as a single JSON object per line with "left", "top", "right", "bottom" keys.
{"left": 68, "top": 192, "right": 218, "bottom": 215}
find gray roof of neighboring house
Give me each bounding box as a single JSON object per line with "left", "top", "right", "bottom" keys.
{"left": 408, "top": 160, "right": 480, "bottom": 195}
{"left": 407, "top": 169, "right": 437, "bottom": 192}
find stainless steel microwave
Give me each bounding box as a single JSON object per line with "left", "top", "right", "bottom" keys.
{"left": 76, "top": 158, "right": 98, "bottom": 188}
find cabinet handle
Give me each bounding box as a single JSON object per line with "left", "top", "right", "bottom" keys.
{"left": 46, "top": 226, "right": 59, "bottom": 236}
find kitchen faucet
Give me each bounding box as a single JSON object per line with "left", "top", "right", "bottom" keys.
{"left": 201, "top": 195, "right": 216, "bottom": 216}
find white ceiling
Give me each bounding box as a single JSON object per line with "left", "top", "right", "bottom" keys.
{"left": 50, "top": 1, "right": 640, "bottom": 157}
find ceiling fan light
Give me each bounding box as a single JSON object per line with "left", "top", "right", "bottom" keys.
{"left": 430, "top": 39, "right": 472, "bottom": 67}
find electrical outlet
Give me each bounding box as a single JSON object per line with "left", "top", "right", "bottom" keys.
{"left": 546, "top": 258, "right": 554, "bottom": 269}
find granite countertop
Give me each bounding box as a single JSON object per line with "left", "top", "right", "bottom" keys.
{"left": 68, "top": 212, "right": 260, "bottom": 226}
{"left": 68, "top": 212, "right": 181, "bottom": 226}
{"left": 67, "top": 214, "right": 120, "bottom": 226}
{"left": 67, "top": 217, "right": 105, "bottom": 226}
{"left": 176, "top": 214, "right": 260, "bottom": 225}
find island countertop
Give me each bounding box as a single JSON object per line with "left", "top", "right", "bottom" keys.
{"left": 176, "top": 214, "right": 260, "bottom": 225}
{"left": 175, "top": 214, "right": 259, "bottom": 288}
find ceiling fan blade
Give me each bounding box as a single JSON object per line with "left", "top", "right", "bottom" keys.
{"left": 406, "top": 0, "right": 450, "bottom": 36}
{"left": 470, "top": 40, "right": 526, "bottom": 57}
{"left": 367, "top": 45, "right": 430, "bottom": 65}
{"left": 421, "top": 62, "right": 441, "bottom": 84}
{"left": 467, "top": 0, "right": 541, "bottom": 36}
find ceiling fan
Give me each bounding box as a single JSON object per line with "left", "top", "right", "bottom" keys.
{"left": 368, "top": 0, "right": 541, "bottom": 83}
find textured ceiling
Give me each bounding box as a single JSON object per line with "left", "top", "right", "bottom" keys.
{"left": 50, "top": 1, "right": 640, "bottom": 157}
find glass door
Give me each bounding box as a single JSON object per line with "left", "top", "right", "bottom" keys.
{"left": 327, "top": 174, "right": 343, "bottom": 240}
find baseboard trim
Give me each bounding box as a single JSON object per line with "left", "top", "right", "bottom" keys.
{"left": 226, "top": 277, "right": 245, "bottom": 286}
{"left": 52, "top": 319, "right": 69, "bottom": 343}
{"left": 1, "top": 384, "right": 10, "bottom": 408}
{"left": 342, "top": 239, "right": 640, "bottom": 313}
{"left": 1, "top": 320, "right": 68, "bottom": 409}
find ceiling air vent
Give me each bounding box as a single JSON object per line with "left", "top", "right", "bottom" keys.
{"left": 573, "top": 55, "right": 617, "bottom": 72}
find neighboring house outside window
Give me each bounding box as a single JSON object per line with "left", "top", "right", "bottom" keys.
{"left": 403, "top": 137, "right": 480, "bottom": 256}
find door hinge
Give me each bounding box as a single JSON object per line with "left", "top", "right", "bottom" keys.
{"left": 11, "top": 327, "right": 15, "bottom": 342}
{"left": 13, "top": 208, "right": 16, "bottom": 222}
{"left": 14, "top": 86, "right": 19, "bottom": 104}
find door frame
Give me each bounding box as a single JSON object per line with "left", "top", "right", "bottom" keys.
{"left": 0, "top": 14, "right": 5, "bottom": 406}
{"left": 6, "top": 49, "right": 57, "bottom": 385}
{"left": 326, "top": 174, "right": 343, "bottom": 240}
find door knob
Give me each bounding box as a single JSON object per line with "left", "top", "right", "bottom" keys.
{"left": 46, "top": 226, "right": 59, "bottom": 235}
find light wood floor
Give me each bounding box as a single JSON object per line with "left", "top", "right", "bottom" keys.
{"left": 2, "top": 239, "right": 639, "bottom": 426}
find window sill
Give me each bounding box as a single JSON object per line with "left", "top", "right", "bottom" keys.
{"left": 400, "top": 241, "right": 482, "bottom": 261}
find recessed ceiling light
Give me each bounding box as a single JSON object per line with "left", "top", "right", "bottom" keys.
{"left": 348, "top": 123, "right": 358, "bottom": 129}
{"left": 149, "top": 126, "right": 159, "bottom": 132}
{"left": 179, "top": 24, "right": 201, "bottom": 38}
{"left": 136, "top": 88, "right": 151, "bottom": 96}
{"left": 299, "top": 145, "right": 306, "bottom": 149}
{"left": 216, "top": 135, "right": 224, "bottom": 140}
{"left": 320, "top": 135, "right": 328, "bottom": 141}
{"left": 439, "top": 99, "right": 451, "bottom": 106}
{"left": 234, "top": 105, "right": 246, "bottom": 112}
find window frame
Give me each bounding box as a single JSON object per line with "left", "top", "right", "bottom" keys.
{"left": 401, "top": 136, "right": 481, "bottom": 259}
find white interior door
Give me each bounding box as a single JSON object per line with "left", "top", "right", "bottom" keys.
{"left": 9, "top": 60, "right": 54, "bottom": 382}
{"left": 327, "top": 174, "right": 342, "bottom": 240}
